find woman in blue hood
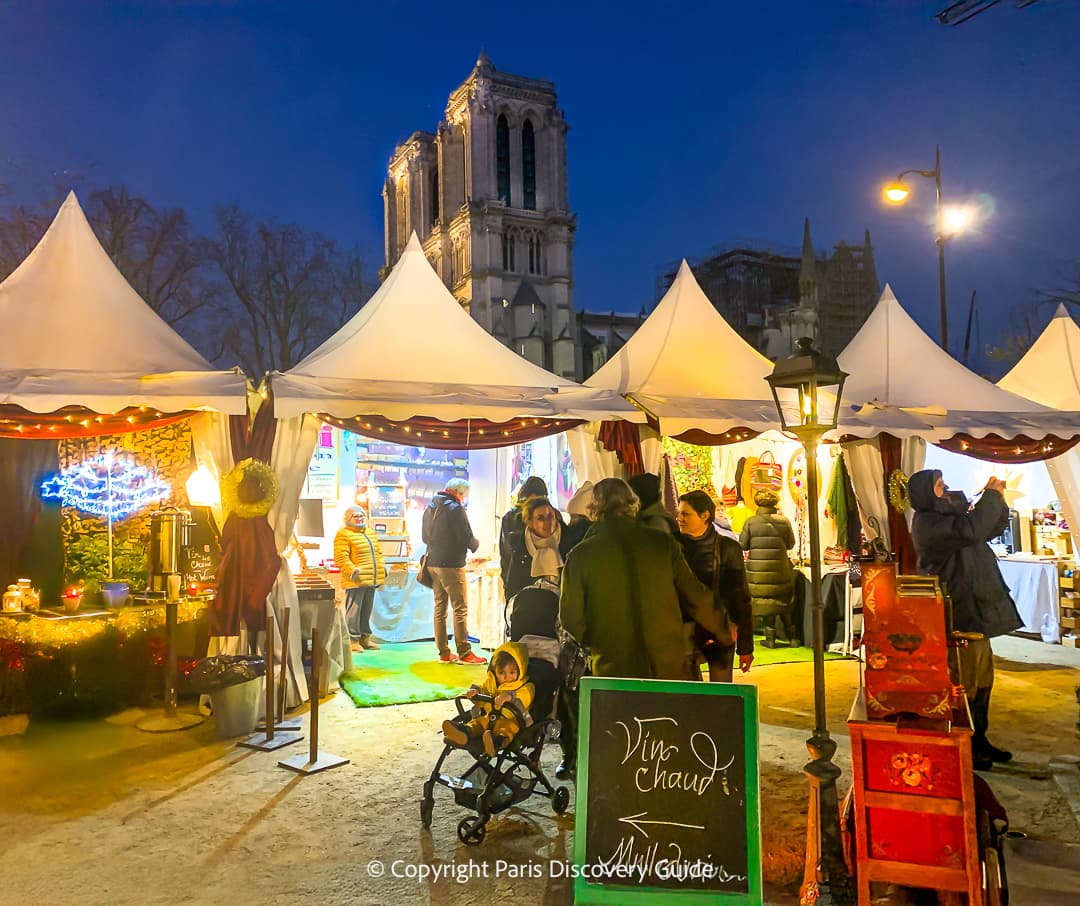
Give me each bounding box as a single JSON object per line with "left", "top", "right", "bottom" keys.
{"left": 908, "top": 468, "right": 1022, "bottom": 771}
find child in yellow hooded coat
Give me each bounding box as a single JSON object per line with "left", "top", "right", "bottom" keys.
{"left": 443, "top": 641, "right": 534, "bottom": 756}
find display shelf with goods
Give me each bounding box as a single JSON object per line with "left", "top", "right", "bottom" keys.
{"left": 1058, "top": 564, "right": 1080, "bottom": 647}
{"left": 1031, "top": 509, "right": 1073, "bottom": 560}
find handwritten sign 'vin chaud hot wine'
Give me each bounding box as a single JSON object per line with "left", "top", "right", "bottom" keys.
{"left": 574, "top": 678, "right": 762, "bottom": 905}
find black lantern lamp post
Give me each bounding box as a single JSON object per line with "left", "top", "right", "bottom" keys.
{"left": 766, "top": 337, "right": 852, "bottom": 906}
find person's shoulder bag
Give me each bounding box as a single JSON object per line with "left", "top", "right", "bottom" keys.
{"left": 417, "top": 504, "right": 441, "bottom": 588}
{"left": 707, "top": 533, "right": 740, "bottom": 649}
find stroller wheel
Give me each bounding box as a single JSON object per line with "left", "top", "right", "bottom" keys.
{"left": 552, "top": 786, "right": 571, "bottom": 814}
{"left": 457, "top": 816, "right": 487, "bottom": 845}
{"left": 419, "top": 797, "right": 434, "bottom": 829}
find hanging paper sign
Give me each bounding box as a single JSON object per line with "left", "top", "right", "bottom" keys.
{"left": 305, "top": 429, "right": 339, "bottom": 503}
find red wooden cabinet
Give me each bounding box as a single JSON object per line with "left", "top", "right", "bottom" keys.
{"left": 848, "top": 691, "right": 983, "bottom": 904}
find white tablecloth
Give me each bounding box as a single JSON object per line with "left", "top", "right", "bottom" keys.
{"left": 997, "top": 558, "right": 1059, "bottom": 643}
{"left": 371, "top": 568, "right": 506, "bottom": 650}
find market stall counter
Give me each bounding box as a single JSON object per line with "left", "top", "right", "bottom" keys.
{"left": 0, "top": 596, "right": 210, "bottom": 716}
{"left": 996, "top": 555, "right": 1065, "bottom": 643}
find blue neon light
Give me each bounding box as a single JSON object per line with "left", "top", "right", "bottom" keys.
{"left": 41, "top": 454, "right": 170, "bottom": 518}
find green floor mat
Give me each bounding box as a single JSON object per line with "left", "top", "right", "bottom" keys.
{"left": 752, "top": 644, "right": 850, "bottom": 666}
{"left": 339, "top": 642, "right": 488, "bottom": 708}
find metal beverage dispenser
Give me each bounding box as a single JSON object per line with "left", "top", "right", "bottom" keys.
{"left": 147, "top": 507, "right": 193, "bottom": 594}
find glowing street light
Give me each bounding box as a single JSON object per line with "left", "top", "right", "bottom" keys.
{"left": 882, "top": 182, "right": 911, "bottom": 205}
{"left": 942, "top": 203, "right": 976, "bottom": 238}
{"left": 881, "top": 145, "right": 952, "bottom": 352}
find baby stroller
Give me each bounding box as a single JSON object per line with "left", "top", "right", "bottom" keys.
{"left": 420, "top": 583, "right": 569, "bottom": 845}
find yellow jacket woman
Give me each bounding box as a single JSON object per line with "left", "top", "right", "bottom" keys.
{"left": 333, "top": 507, "right": 387, "bottom": 651}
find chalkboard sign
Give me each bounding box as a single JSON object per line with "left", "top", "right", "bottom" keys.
{"left": 574, "top": 678, "right": 761, "bottom": 905}
{"left": 184, "top": 548, "right": 218, "bottom": 584}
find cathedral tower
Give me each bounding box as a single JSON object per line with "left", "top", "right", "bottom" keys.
{"left": 383, "top": 54, "right": 579, "bottom": 378}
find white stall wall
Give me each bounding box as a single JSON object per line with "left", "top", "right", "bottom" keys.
{"left": 922, "top": 445, "right": 1057, "bottom": 514}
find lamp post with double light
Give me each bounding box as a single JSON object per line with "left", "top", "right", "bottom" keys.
{"left": 766, "top": 337, "right": 851, "bottom": 906}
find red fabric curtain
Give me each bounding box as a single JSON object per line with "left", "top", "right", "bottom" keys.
{"left": 879, "top": 434, "right": 918, "bottom": 574}
{"left": 935, "top": 434, "right": 1080, "bottom": 464}
{"left": 598, "top": 420, "right": 645, "bottom": 476}
{"left": 213, "top": 400, "right": 280, "bottom": 636}
{"left": 0, "top": 438, "right": 61, "bottom": 595}
{"left": 317, "top": 413, "right": 584, "bottom": 450}
{"left": 0, "top": 405, "right": 191, "bottom": 439}
{"left": 229, "top": 397, "right": 277, "bottom": 463}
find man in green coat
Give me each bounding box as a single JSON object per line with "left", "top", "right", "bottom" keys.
{"left": 560, "top": 478, "right": 721, "bottom": 680}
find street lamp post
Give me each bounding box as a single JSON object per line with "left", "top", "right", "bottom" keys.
{"left": 766, "top": 338, "right": 851, "bottom": 906}
{"left": 883, "top": 144, "right": 949, "bottom": 352}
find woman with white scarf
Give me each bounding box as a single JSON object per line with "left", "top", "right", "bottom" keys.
{"left": 501, "top": 496, "right": 570, "bottom": 601}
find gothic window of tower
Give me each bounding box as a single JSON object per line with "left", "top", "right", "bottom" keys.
{"left": 429, "top": 165, "right": 439, "bottom": 229}
{"left": 501, "top": 231, "right": 513, "bottom": 271}
{"left": 496, "top": 115, "right": 511, "bottom": 206}
{"left": 522, "top": 119, "right": 537, "bottom": 211}
{"left": 396, "top": 177, "right": 408, "bottom": 250}
{"left": 527, "top": 231, "right": 544, "bottom": 275}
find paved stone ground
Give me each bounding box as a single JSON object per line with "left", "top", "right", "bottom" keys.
{"left": 0, "top": 636, "right": 1074, "bottom": 905}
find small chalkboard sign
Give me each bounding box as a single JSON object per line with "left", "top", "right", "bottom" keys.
{"left": 368, "top": 485, "right": 405, "bottom": 518}
{"left": 184, "top": 547, "right": 219, "bottom": 584}
{"left": 574, "top": 677, "right": 761, "bottom": 905}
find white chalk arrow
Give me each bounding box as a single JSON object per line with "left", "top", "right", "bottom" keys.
{"left": 618, "top": 812, "right": 705, "bottom": 839}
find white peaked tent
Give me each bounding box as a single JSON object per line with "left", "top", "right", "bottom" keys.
{"left": 586, "top": 260, "right": 925, "bottom": 439}
{"left": 998, "top": 303, "right": 1080, "bottom": 410}
{"left": 271, "top": 233, "right": 640, "bottom": 424}
{"left": 998, "top": 303, "right": 1080, "bottom": 555}
{"left": 0, "top": 192, "right": 246, "bottom": 414}
{"left": 586, "top": 260, "right": 788, "bottom": 437}
{"left": 837, "top": 285, "right": 1080, "bottom": 442}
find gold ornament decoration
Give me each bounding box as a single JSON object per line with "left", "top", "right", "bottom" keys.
{"left": 888, "top": 469, "right": 910, "bottom": 514}
{"left": 221, "top": 458, "right": 278, "bottom": 518}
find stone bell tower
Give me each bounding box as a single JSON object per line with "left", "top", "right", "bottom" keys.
{"left": 383, "top": 53, "right": 579, "bottom": 379}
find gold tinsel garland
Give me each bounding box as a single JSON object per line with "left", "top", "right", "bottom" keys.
{"left": 0, "top": 599, "right": 205, "bottom": 653}
{"left": 221, "top": 458, "right": 278, "bottom": 518}
{"left": 888, "top": 469, "right": 910, "bottom": 514}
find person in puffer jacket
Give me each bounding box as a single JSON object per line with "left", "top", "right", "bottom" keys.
{"left": 442, "top": 641, "right": 535, "bottom": 756}
{"left": 333, "top": 506, "right": 387, "bottom": 652}
{"left": 739, "top": 489, "right": 798, "bottom": 647}
{"left": 909, "top": 468, "right": 1021, "bottom": 772}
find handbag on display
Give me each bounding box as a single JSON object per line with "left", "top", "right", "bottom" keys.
{"left": 749, "top": 450, "right": 783, "bottom": 494}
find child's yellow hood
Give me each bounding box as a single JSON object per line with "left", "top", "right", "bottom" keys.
{"left": 489, "top": 641, "right": 530, "bottom": 691}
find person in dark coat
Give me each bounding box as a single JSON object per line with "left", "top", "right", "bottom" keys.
{"left": 501, "top": 497, "right": 572, "bottom": 601}
{"left": 909, "top": 468, "right": 1022, "bottom": 771}
{"left": 676, "top": 490, "right": 755, "bottom": 682}
{"left": 739, "top": 488, "right": 798, "bottom": 648}
{"left": 499, "top": 476, "right": 548, "bottom": 597}
{"left": 628, "top": 472, "right": 677, "bottom": 533}
{"left": 422, "top": 478, "right": 485, "bottom": 665}
{"left": 560, "top": 478, "right": 720, "bottom": 680}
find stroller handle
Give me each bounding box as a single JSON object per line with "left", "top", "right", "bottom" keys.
{"left": 453, "top": 691, "right": 495, "bottom": 717}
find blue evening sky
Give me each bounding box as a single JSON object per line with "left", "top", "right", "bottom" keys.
{"left": 1, "top": 0, "right": 1077, "bottom": 362}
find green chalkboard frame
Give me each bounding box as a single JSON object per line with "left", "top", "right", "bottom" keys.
{"left": 573, "top": 677, "right": 762, "bottom": 905}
